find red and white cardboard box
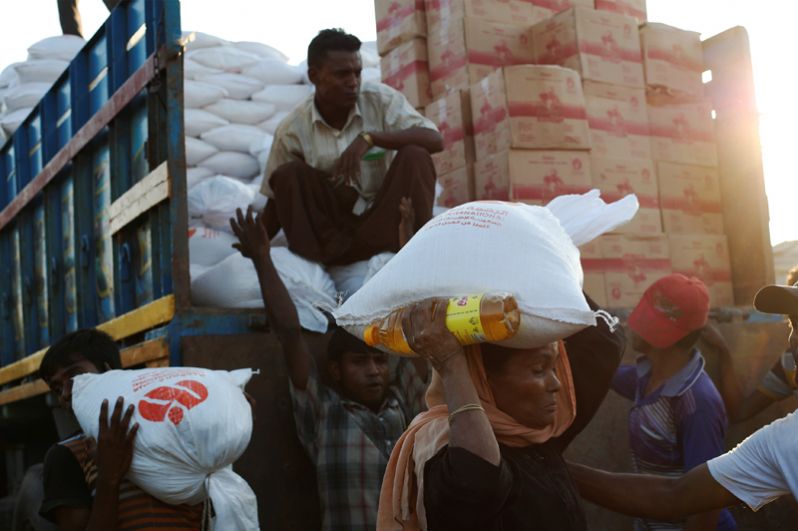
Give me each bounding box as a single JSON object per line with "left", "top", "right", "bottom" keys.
{"left": 532, "top": 7, "right": 644, "bottom": 88}
{"left": 427, "top": 17, "right": 535, "bottom": 97}
{"left": 668, "top": 234, "right": 734, "bottom": 307}
{"left": 425, "top": 89, "right": 475, "bottom": 175}
{"left": 376, "top": 0, "right": 427, "bottom": 56}
{"left": 648, "top": 101, "right": 718, "bottom": 167}
{"left": 599, "top": 233, "right": 672, "bottom": 308}
{"left": 437, "top": 163, "right": 475, "bottom": 207}
{"left": 657, "top": 161, "right": 724, "bottom": 234}
{"left": 528, "top": 0, "right": 594, "bottom": 11}
{"left": 640, "top": 23, "right": 704, "bottom": 102}
{"left": 579, "top": 239, "right": 609, "bottom": 307}
{"left": 426, "top": 0, "right": 551, "bottom": 39}
{"left": 595, "top": 0, "right": 647, "bottom": 23}
{"left": 583, "top": 80, "right": 650, "bottom": 159}
{"left": 471, "top": 66, "right": 590, "bottom": 160}
{"left": 380, "top": 38, "right": 432, "bottom": 108}
{"left": 474, "top": 149, "right": 592, "bottom": 203}
{"left": 591, "top": 157, "right": 661, "bottom": 233}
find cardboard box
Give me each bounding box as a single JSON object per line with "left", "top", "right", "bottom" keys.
{"left": 591, "top": 157, "right": 661, "bottom": 233}
{"left": 425, "top": 89, "right": 475, "bottom": 174}
{"left": 380, "top": 39, "right": 432, "bottom": 108}
{"left": 437, "top": 163, "right": 475, "bottom": 207}
{"left": 583, "top": 81, "right": 651, "bottom": 159}
{"left": 640, "top": 23, "right": 704, "bottom": 102}
{"left": 532, "top": 7, "right": 644, "bottom": 88}
{"left": 528, "top": 0, "right": 594, "bottom": 10}
{"left": 427, "top": 17, "right": 535, "bottom": 97}
{"left": 376, "top": 0, "right": 427, "bottom": 56}
{"left": 580, "top": 239, "right": 608, "bottom": 307}
{"left": 657, "top": 161, "right": 724, "bottom": 234}
{"left": 668, "top": 234, "right": 734, "bottom": 307}
{"left": 426, "top": 0, "right": 552, "bottom": 39}
{"left": 599, "top": 234, "right": 672, "bottom": 307}
{"left": 595, "top": 0, "right": 647, "bottom": 23}
{"left": 474, "top": 149, "right": 592, "bottom": 203}
{"left": 648, "top": 101, "right": 718, "bottom": 167}
{"left": 471, "top": 66, "right": 590, "bottom": 160}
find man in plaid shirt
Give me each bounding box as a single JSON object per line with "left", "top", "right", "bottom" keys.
{"left": 231, "top": 206, "right": 429, "bottom": 531}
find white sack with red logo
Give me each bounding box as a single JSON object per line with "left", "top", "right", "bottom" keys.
{"left": 72, "top": 367, "right": 259, "bottom": 530}
{"left": 334, "top": 192, "right": 637, "bottom": 351}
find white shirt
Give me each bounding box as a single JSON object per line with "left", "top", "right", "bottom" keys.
{"left": 707, "top": 409, "right": 798, "bottom": 510}
{"left": 262, "top": 82, "right": 437, "bottom": 214}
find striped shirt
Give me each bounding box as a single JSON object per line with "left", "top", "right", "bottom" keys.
{"left": 262, "top": 81, "right": 437, "bottom": 214}
{"left": 290, "top": 358, "right": 428, "bottom": 531}
{"left": 612, "top": 351, "right": 736, "bottom": 531}
{"left": 40, "top": 433, "right": 205, "bottom": 530}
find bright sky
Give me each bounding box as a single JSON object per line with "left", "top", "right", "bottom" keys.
{"left": 1, "top": 1, "right": 796, "bottom": 243}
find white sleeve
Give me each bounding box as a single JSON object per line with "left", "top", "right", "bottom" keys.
{"left": 707, "top": 412, "right": 797, "bottom": 511}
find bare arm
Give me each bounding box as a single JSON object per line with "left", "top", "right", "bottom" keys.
{"left": 567, "top": 462, "right": 739, "bottom": 520}
{"left": 230, "top": 207, "right": 312, "bottom": 389}
{"left": 702, "top": 325, "right": 775, "bottom": 422}
{"left": 403, "top": 299, "right": 500, "bottom": 466}
{"left": 370, "top": 127, "right": 444, "bottom": 154}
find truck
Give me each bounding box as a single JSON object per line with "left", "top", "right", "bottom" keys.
{"left": 0, "top": 1, "right": 789, "bottom": 530}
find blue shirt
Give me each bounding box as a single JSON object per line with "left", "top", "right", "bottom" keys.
{"left": 612, "top": 351, "right": 736, "bottom": 531}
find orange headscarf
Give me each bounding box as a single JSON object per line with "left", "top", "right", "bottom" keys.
{"left": 377, "top": 342, "right": 577, "bottom": 531}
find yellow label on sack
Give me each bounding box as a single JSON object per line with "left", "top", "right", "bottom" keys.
{"left": 445, "top": 294, "right": 485, "bottom": 345}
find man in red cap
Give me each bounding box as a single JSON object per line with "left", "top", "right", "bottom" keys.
{"left": 609, "top": 274, "right": 736, "bottom": 531}
{"left": 566, "top": 280, "right": 798, "bottom": 521}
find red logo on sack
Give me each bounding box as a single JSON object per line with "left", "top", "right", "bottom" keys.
{"left": 138, "top": 380, "right": 209, "bottom": 425}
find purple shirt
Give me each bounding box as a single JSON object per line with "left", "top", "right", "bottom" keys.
{"left": 612, "top": 351, "right": 736, "bottom": 531}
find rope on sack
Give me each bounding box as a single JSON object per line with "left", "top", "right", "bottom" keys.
{"left": 594, "top": 309, "right": 620, "bottom": 332}
{"left": 202, "top": 474, "right": 213, "bottom": 531}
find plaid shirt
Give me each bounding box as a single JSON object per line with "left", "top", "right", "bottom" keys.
{"left": 290, "top": 358, "right": 428, "bottom": 531}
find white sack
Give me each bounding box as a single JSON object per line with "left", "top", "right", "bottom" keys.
{"left": 13, "top": 59, "right": 68, "bottom": 83}
{"left": 198, "top": 151, "right": 260, "bottom": 180}
{"left": 183, "top": 31, "right": 228, "bottom": 50}
{"left": 188, "top": 175, "right": 255, "bottom": 231}
{"left": 546, "top": 189, "right": 639, "bottom": 247}
{"left": 184, "top": 108, "right": 229, "bottom": 137}
{"left": 334, "top": 198, "right": 636, "bottom": 352}
{"left": 204, "top": 98, "right": 275, "bottom": 125}
{"left": 242, "top": 59, "right": 302, "bottom": 85}
{"left": 1, "top": 107, "right": 32, "bottom": 135}
{"left": 250, "top": 191, "right": 268, "bottom": 211}
{"left": 72, "top": 367, "right": 258, "bottom": 530}
{"left": 189, "top": 225, "right": 238, "bottom": 267}
{"left": 27, "top": 35, "right": 85, "bottom": 61}
{"left": 4, "top": 82, "right": 49, "bottom": 111}
{"left": 187, "top": 166, "right": 214, "bottom": 188}
{"left": 248, "top": 133, "right": 273, "bottom": 157}
{"left": 195, "top": 73, "right": 262, "bottom": 100}
{"left": 233, "top": 41, "right": 289, "bottom": 61}
{"left": 251, "top": 85, "right": 313, "bottom": 111}
{"left": 328, "top": 252, "right": 395, "bottom": 300}
{"left": 184, "top": 137, "right": 218, "bottom": 166}
{"left": 201, "top": 124, "right": 267, "bottom": 153}
{"left": 360, "top": 41, "right": 380, "bottom": 68}
{"left": 187, "top": 46, "right": 260, "bottom": 72}
{"left": 191, "top": 249, "right": 336, "bottom": 333}
{"left": 0, "top": 65, "right": 19, "bottom": 89}
{"left": 184, "top": 80, "right": 228, "bottom": 108}
{"left": 363, "top": 67, "right": 381, "bottom": 84}
{"left": 258, "top": 111, "right": 289, "bottom": 134}
{"left": 183, "top": 57, "right": 224, "bottom": 80}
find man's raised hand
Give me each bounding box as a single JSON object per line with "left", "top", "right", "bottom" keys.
{"left": 230, "top": 206, "right": 271, "bottom": 260}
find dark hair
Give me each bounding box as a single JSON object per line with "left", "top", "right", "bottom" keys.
{"left": 39, "top": 329, "right": 122, "bottom": 381}
{"left": 307, "top": 28, "right": 361, "bottom": 69}
{"left": 787, "top": 265, "right": 798, "bottom": 288}
{"left": 327, "top": 327, "right": 378, "bottom": 362}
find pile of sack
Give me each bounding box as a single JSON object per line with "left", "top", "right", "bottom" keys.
{"left": 0, "top": 35, "right": 85, "bottom": 140}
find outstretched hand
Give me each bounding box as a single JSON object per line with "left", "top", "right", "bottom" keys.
{"left": 402, "top": 298, "right": 464, "bottom": 371}
{"left": 95, "top": 397, "right": 138, "bottom": 487}
{"left": 230, "top": 206, "right": 270, "bottom": 260}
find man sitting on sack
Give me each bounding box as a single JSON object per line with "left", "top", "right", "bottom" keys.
{"left": 261, "top": 28, "right": 443, "bottom": 265}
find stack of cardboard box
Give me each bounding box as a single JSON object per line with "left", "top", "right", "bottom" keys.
{"left": 372, "top": 1, "right": 733, "bottom": 308}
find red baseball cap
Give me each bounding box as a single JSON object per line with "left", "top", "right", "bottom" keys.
{"left": 628, "top": 274, "right": 710, "bottom": 349}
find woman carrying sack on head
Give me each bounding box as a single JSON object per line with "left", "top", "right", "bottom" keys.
{"left": 377, "top": 293, "right": 625, "bottom": 531}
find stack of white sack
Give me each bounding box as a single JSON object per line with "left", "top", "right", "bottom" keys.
{"left": 0, "top": 35, "right": 85, "bottom": 137}
{"left": 72, "top": 367, "right": 259, "bottom": 530}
